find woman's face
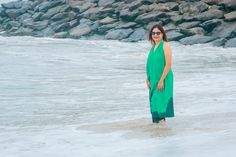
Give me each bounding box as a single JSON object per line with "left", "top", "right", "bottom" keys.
{"left": 151, "top": 28, "right": 163, "bottom": 43}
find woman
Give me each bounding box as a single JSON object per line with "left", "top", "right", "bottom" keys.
{"left": 146, "top": 24, "right": 175, "bottom": 125}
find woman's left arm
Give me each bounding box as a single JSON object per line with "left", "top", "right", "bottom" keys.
{"left": 159, "top": 42, "right": 172, "bottom": 82}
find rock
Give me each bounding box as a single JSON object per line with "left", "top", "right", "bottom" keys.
{"left": 1, "top": 1, "right": 32, "bottom": 9}
{"left": 179, "top": 35, "right": 215, "bottom": 45}
{"left": 128, "top": 0, "right": 144, "bottom": 11}
{"left": 29, "top": 20, "right": 49, "bottom": 31}
{"left": 211, "top": 22, "right": 236, "bottom": 39}
{"left": 119, "top": 9, "right": 139, "bottom": 21}
{"left": 35, "top": 26, "right": 55, "bottom": 37}
{"left": 193, "top": 8, "right": 224, "bottom": 21}
{"left": 179, "top": 1, "right": 208, "bottom": 15}
{"left": 135, "top": 12, "right": 166, "bottom": 24}
{"left": 81, "top": 7, "right": 103, "bottom": 20}
{"left": 36, "top": 0, "right": 65, "bottom": 13}
{"left": 115, "top": 22, "right": 137, "bottom": 29}
{"left": 209, "top": 38, "right": 227, "bottom": 47}
{"left": 16, "top": 13, "right": 32, "bottom": 23}
{"left": 5, "top": 21, "right": 21, "bottom": 29}
{"left": 98, "top": 0, "right": 115, "bottom": 8}
{"left": 200, "top": 19, "right": 223, "bottom": 33}
{"left": 0, "top": 7, "right": 6, "bottom": 17}
{"left": 189, "top": 27, "right": 206, "bottom": 35}
{"left": 99, "top": 16, "right": 117, "bottom": 24}
{"left": 105, "top": 28, "right": 133, "bottom": 40}
{"left": 178, "top": 28, "right": 195, "bottom": 36}
{"left": 10, "top": 27, "right": 33, "bottom": 36}
{"left": 166, "top": 30, "right": 185, "bottom": 41}
{"left": 69, "top": 19, "right": 79, "bottom": 28}
{"left": 123, "top": 27, "right": 146, "bottom": 42}
{"left": 54, "top": 22, "right": 70, "bottom": 33}
{"left": 32, "top": 12, "right": 44, "bottom": 21}
{"left": 51, "top": 12, "right": 76, "bottom": 22}
{"left": 154, "top": 2, "right": 179, "bottom": 12}
{"left": 224, "top": 11, "right": 236, "bottom": 21}
{"left": 224, "top": 37, "right": 236, "bottom": 48}
{"left": 5, "top": 8, "right": 28, "bottom": 19}
{"left": 178, "top": 21, "right": 201, "bottom": 29}
{"left": 170, "top": 15, "right": 184, "bottom": 25}
{"left": 69, "top": 24, "right": 92, "bottom": 38}
{"left": 97, "top": 22, "right": 119, "bottom": 34}
{"left": 53, "top": 32, "right": 68, "bottom": 38}
{"left": 202, "top": 0, "right": 236, "bottom": 10}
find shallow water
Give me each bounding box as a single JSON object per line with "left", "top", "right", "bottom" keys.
{"left": 0, "top": 36, "right": 236, "bottom": 157}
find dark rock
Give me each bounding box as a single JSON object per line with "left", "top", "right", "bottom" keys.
{"left": 10, "top": 27, "right": 33, "bottom": 36}
{"left": 224, "top": 37, "right": 236, "bottom": 48}
{"left": 202, "top": 0, "right": 236, "bottom": 10}
{"left": 135, "top": 12, "right": 166, "bottom": 24}
{"left": 224, "top": 11, "right": 236, "bottom": 21}
{"left": 37, "top": 0, "right": 65, "bottom": 13}
{"left": 178, "top": 28, "right": 195, "bottom": 36}
{"left": 6, "top": 21, "right": 21, "bottom": 29}
{"left": 81, "top": 7, "right": 102, "bottom": 20}
{"left": 1, "top": 1, "right": 32, "bottom": 9}
{"left": 115, "top": 22, "right": 137, "bottom": 29}
{"left": 97, "top": 22, "right": 119, "bottom": 34}
{"left": 16, "top": 13, "right": 32, "bottom": 23}
{"left": 122, "top": 27, "right": 146, "bottom": 41}
{"left": 180, "top": 35, "right": 215, "bottom": 45}
{"left": 209, "top": 38, "right": 227, "bottom": 47}
{"left": 179, "top": 1, "right": 208, "bottom": 15}
{"left": 54, "top": 22, "right": 70, "bottom": 33}
{"left": 119, "top": 9, "right": 139, "bottom": 21}
{"left": 51, "top": 12, "right": 76, "bottom": 22}
{"left": 5, "top": 8, "right": 28, "bottom": 19}
{"left": 200, "top": 19, "right": 223, "bottom": 33}
{"left": 105, "top": 28, "right": 133, "bottom": 40}
{"left": 32, "top": 12, "right": 43, "bottom": 21}
{"left": 50, "top": 18, "right": 70, "bottom": 30}
{"left": 179, "top": 21, "right": 201, "bottom": 29}
{"left": 0, "top": 7, "right": 6, "bottom": 17}
{"left": 98, "top": 0, "right": 116, "bottom": 8}
{"left": 211, "top": 22, "right": 236, "bottom": 39}
{"left": 166, "top": 30, "right": 185, "bottom": 41}
{"left": 193, "top": 8, "right": 224, "bottom": 21}
{"left": 128, "top": 0, "right": 144, "bottom": 11}
{"left": 35, "top": 27, "right": 55, "bottom": 37}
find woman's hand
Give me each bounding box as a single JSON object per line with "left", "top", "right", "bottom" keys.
{"left": 157, "top": 80, "right": 164, "bottom": 91}
{"left": 146, "top": 78, "right": 150, "bottom": 89}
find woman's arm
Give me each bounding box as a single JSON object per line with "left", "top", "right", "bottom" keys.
{"left": 159, "top": 42, "right": 172, "bottom": 82}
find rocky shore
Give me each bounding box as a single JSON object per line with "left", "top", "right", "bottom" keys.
{"left": 0, "top": 0, "right": 236, "bottom": 47}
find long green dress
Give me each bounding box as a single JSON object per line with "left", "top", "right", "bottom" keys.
{"left": 146, "top": 39, "right": 174, "bottom": 121}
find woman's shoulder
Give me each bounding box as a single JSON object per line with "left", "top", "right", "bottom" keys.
{"left": 163, "top": 41, "right": 171, "bottom": 49}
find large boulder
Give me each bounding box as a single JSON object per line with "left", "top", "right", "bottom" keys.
{"left": 224, "top": 37, "right": 236, "bottom": 48}
{"left": 69, "top": 24, "right": 92, "bottom": 38}
{"left": 105, "top": 28, "right": 133, "bottom": 40}
{"left": 224, "top": 11, "right": 236, "bottom": 21}
{"left": 180, "top": 35, "right": 215, "bottom": 45}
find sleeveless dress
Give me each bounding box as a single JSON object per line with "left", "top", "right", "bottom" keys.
{"left": 146, "top": 39, "right": 175, "bottom": 122}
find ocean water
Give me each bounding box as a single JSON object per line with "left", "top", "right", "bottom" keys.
{"left": 0, "top": 36, "right": 236, "bottom": 157}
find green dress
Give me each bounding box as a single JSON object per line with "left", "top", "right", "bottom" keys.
{"left": 146, "top": 39, "right": 175, "bottom": 120}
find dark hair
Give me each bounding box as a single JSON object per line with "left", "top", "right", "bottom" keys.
{"left": 147, "top": 24, "right": 168, "bottom": 45}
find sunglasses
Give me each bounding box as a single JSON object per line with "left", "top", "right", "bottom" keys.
{"left": 152, "top": 31, "right": 161, "bottom": 35}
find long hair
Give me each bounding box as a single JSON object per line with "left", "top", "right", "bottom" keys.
{"left": 147, "top": 24, "right": 168, "bottom": 45}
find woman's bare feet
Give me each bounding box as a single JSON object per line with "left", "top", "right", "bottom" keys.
{"left": 158, "top": 119, "right": 166, "bottom": 125}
